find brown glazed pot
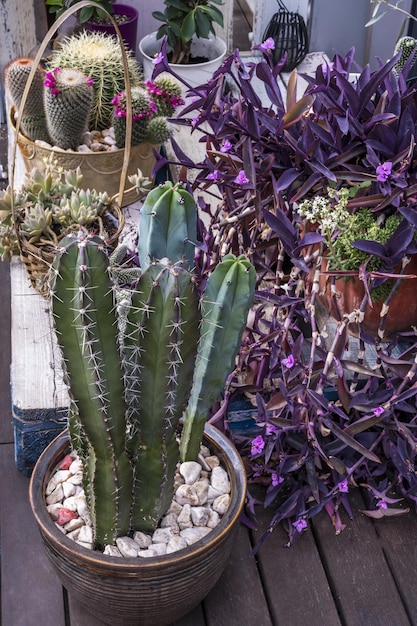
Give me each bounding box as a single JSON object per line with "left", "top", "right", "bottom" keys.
{"left": 317, "top": 254, "right": 417, "bottom": 338}
{"left": 29, "top": 425, "right": 246, "bottom": 626}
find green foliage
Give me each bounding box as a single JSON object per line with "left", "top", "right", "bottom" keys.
{"left": 45, "top": 0, "right": 115, "bottom": 24}
{"left": 152, "top": 0, "right": 224, "bottom": 64}
{"left": 394, "top": 36, "right": 417, "bottom": 73}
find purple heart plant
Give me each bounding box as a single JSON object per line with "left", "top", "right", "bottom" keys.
{"left": 151, "top": 41, "right": 417, "bottom": 547}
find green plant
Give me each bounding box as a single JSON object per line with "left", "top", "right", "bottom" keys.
{"left": 393, "top": 35, "right": 417, "bottom": 74}
{"left": 152, "top": 0, "right": 224, "bottom": 64}
{"left": 47, "top": 30, "right": 141, "bottom": 130}
{"left": 45, "top": 0, "right": 115, "bottom": 24}
{"left": 49, "top": 180, "right": 255, "bottom": 547}
{"left": 4, "top": 58, "right": 50, "bottom": 143}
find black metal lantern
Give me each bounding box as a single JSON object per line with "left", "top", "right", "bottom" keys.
{"left": 263, "top": 0, "right": 309, "bottom": 72}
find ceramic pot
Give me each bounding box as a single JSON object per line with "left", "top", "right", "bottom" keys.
{"left": 87, "top": 3, "right": 138, "bottom": 52}
{"left": 29, "top": 425, "right": 246, "bottom": 626}
{"left": 138, "top": 31, "right": 227, "bottom": 90}
{"left": 317, "top": 254, "right": 417, "bottom": 338}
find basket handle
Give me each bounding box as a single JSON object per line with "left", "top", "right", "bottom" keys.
{"left": 10, "top": 0, "right": 133, "bottom": 225}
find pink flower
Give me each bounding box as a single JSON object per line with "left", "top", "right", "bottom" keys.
{"left": 338, "top": 479, "right": 349, "bottom": 493}
{"left": 234, "top": 169, "right": 249, "bottom": 185}
{"left": 152, "top": 51, "right": 164, "bottom": 65}
{"left": 293, "top": 518, "right": 308, "bottom": 533}
{"left": 372, "top": 406, "right": 384, "bottom": 417}
{"left": 266, "top": 423, "right": 276, "bottom": 436}
{"left": 220, "top": 139, "right": 232, "bottom": 152}
{"left": 376, "top": 161, "right": 392, "bottom": 182}
{"left": 271, "top": 473, "right": 283, "bottom": 487}
{"left": 377, "top": 500, "right": 388, "bottom": 509}
{"left": 260, "top": 37, "right": 275, "bottom": 52}
{"left": 87, "top": 76, "right": 94, "bottom": 86}
{"left": 207, "top": 170, "right": 220, "bottom": 181}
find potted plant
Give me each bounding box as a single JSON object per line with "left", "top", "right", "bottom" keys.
{"left": 6, "top": 6, "right": 183, "bottom": 206}
{"left": 138, "top": 0, "right": 227, "bottom": 90}
{"left": 151, "top": 44, "right": 417, "bottom": 546}
{"left": 45, "top": 0, "right": 139, "bottom": 51}
{"left": 29, "top": 180, "right": 256, "bottom": 625}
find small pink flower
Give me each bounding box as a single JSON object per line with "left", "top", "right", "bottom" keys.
{"left": 266, "top": 423, "right": 276, "bottom": 436}
{"left": 372, "top": 406, "right": 384, "bottom": 417}
{"left": 271, "top": 473, "right": 283, "bottom": 487}
{"left": 87, "top": 76, "right": 94, "bottom": 86}
{"left": 152, "top": 51, "right": 164, "bottom": 65}
{"left": 207, "top": 170, "right": 220, "bottom": 181}
{"left": 234, "top": 169, "right": 249, "bottom": 185}
{"left": 251, "top": 434, "right": 265, "bottom": 456}
{"left": 338, "top": 479, "right": 349, "bottom": 493}
{"left": 220, "top": 139, "right": 232, "bottom": 153}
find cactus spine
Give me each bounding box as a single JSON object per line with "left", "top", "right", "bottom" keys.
{"left": 4, "top": 57, "right": 50, "bottom": 142}
{"left": 138, "top": 181, "right": 197, "bottom": 271}
{"left": 47, "top": 31, "right": 142, "bottom": 130}
{"left": 50, "top": 235, "right": 132, "bottom": 547}
{"left": 394, "top": 36, "right": 417, "bottom": 75}
{"left": 179, "top": 254, "right": 256, "bottom": 462}
{"left": 44, "top": 68, "right": 93, "bottom": 149}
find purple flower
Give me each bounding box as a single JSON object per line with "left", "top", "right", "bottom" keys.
{"left": 260, "top": 37, "right": 275, "bottom": 53}
{"left": 293, "top": 518, "right": 308, "bottom": 533}
{"left": 87, "top": 77, "right": 94, "bottom": 86}
{"left": 376, "top": 161, "right": 392, "bottom": 182}
{"left": 338, "top": 479, "right": 349, "bottom": 493}
{"left": 251, "top": 434, "right": 265, "bottom": 456}
{"left": 271, "top": 473, "right": 283, "bottom": 487}
{"left": 234, "top": 169, "right": 249, "bottom": 185}
{"left": 220, "top": 139, "right": 232, "bottom": 152}
{"left": 372, "top": 406, "right": 384, "bottom": 417}
{"left": 282, "top": 354, "right": 295, "bottom": 369}
{"left": 152, "top": 51, "right": 164, "bottom": 65}
{"left": 266, "top": 423, "right": 276, "bottom": 436}
{"left": 207, "top": 170, "right": 220, "bottom": 181}
{"left": 377, "top": 500, "right": 388, "bottom": 509}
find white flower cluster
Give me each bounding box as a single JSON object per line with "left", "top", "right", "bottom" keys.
{"left": 298, "top": 187, "right": 350, "bottom": 236}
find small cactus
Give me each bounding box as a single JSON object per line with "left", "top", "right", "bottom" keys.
{"left": 47, "top": 31, "right": 142, "bottom": 130}
{"left": 146, "top": 74, "right": 184, "bottom": 117}
{"left": 4, "top": 57, "right": 50, "bottom": 142}
{"left": 394, "top": 36, "right": 417, "bottom": 75}
{"left": 44, "top": 67, "right": 93, "bottom": 149}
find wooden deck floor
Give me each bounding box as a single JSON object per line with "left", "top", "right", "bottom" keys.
{"left": 2, "top": 256, "right": 417, "bottom": 625}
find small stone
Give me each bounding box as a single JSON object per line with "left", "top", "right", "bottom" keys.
{"left": 133, "top": 531, "right": 152, "bottom": 549}
{"left": 81, "top": 131, "right": 92, "bottom": 146}
{"left": 77, "top": 540, "right": 93, "bottom": 550}
{"left": 205, "top": 455, "right": 221, "bottom": 470}
{"left": 35, "top": 139, "right": 52, "bottom": 148}
{"left": 212, "top": 493, "right": 230, "bottom": 515}
{"left": 211, "top": 466, "right": 230, "bottom": 493}
{"left": 180, "top": 461, "right": 202, "bottom": 485}
{"left": 46, "top": 470, "right": 71, "bottom": 494}
{"left": 175, "top": 484, "right": 199, "bottom": 506}
{"left": 77, "top": 144, "right": 92, "bottom": 152}
{"left": 103, "top": 135, "right": 116, "bottom": 146}
{"left": 147, "top": 543, "right": 167, "bottom": 556}
{"left": 91, "top": 130, "right": 102, "bottom": 142}
{"left": 60, "top": 454, "right": 74, "bottom": 470}
{"left": 91, "top": 142, "right": 106, "bottom": 152}
{"left": 197, "top": 453, "right": 211, "bottom": 471}
{"left": 207, "top": 509, "right": 220, "bottom": 529}
{"left": 191, "top": 506, "right": 210, "bottom": 527}
{"left": 46, "top": 484, "right": 64, "bottom": 505}
{"left": 200, "top": 445, "right": 211, "bottom": 458}
{"left": 138, "top": 549, "right": 156, "bottom": 558}
{"left": 56, "top": 507, "right": 78, "bottom": 526}
{"left": 166, "top": 501, "right": 182, "bottom": 516}
{"left": 104, "top": 545, "right": 122, "bottom": 557}
{"left": 47, "top": 503, "right": 63, "bottom": 519}
{"left": 160, "top": 512, "right": 178, "bottom": 528}
{"left": 69, "top": 458, "right": 83, "bottom": 474}
{"left": 177, "top": 504, "right": 192, "bottom": 530}
{"left": 68, "top": 471, "right": 83, "bottom": 485}
{"left": 116, "top": 536, "right": 139, "bottom": 558}
{"left": 109, "top": 144, "right": 118, "bottom": 151}
{"left": 78, "top": 525, "right": 93, "bottom": 545}
{"left": 64, "top": 517, "right": 85, "bottom": 532}
{"left": 194, "top": 478, "right": 209, "bottom": 505}
{"left": 62, "top": 481, "right": 76, "bottom": 498}
{"left": 180, "top": 527, "right": 212, "bottom": 545}
{"left": 166, "top": 536, "right": 188, "bottom": 554}
{"left": 75, "top": 493, "right": 89, "bottom": 519}
{"left": 67, "top": 528, "right": 81, "bottom": 541}
{"left": 207, "top": 485, "right": 223, "bottom": 502}
{"left": 62, "top": 495, "right": 78, "bottom": 512}
{"left": 152, "top": 527, "right": 178, "bottom": 544}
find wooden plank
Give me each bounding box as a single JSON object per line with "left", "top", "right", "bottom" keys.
{"left": 372, "top": 507, "right": 417, "bottom": 624}
{"left": 0, "top": 442, "right": 66, "bottom": 625}
{"left": 252, "top": 503, "right": 342, "bottom": 626}
{"left": 312, "top": 488, "right": 410, "bottom": 626}
{"left": 0, "top": 259, "right": 12, "bottom": 444}
{"left": 204, "top": 523, "right": 273, "bottom": 626}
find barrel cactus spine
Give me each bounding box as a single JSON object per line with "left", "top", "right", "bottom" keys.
{"left": 44, "top": 68, "right": 93, "bottom": 149}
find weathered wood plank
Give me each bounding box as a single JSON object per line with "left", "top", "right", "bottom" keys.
{"left": 204, "top": 523, "right": 273, "bottom": 625}
{"left": 252, "top": 504, "right": 342, "bottom": 626}
{"left": 311, "top": 488, "right": 411, "bottom": 626}
{"left": 0, "top": 442, "right": 66, "bottom": 626}
{"left": 0, "top": 259, "right": 12, "bottom": 444}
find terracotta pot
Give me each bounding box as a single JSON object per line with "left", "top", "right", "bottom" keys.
{"left": 29, "top": 425, "right": 246, "bottom": 626}
{"left": 87, "top": 3, "right": 138, "bottom": 52}
{"left": 317, "top": 255, "right": 417, "bottom": 338}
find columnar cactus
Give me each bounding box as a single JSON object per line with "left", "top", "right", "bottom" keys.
{"left": 47, "top": 30, "right": 142, "bottom": 130}
{"left": 394, "top": 36, "right": 417, "bottom": 75}
{"left": 50, "top": 184, "right": 256, "bottom": 546}
{"left": 4, "top": 57, "right": 50, "bottom": 142}
{"left": 44, "top": 68, "right": 93, "bottom": 149}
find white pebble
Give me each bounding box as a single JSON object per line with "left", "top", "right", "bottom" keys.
{"left": 177, "top": 504, "right": 192, "bottom": 530}
{"left": 166, "top": 536, "right": 188, "bottom": 554}
{"left": 103, "top": 135, "right": 116, "bottom": 146}
{"left": 152, "top": 527, "right": 178, "bottom": 544}
{"left": 77, "top": 144, "right": 92, "bottom": 152}
{"left": 207, "top": 509, "right": 220, "bottom": 529}
{"left": 116, "top": 536, "right": 139, "bottom": 558}
{"left": 104, "top": 545, "right": 122, "bottom": 557}
{"left": 211, "top": 466, "right": 230, "bottom": 493}
{"left": 62, "top": 495, "right": 78, "bottom": 512}
{"left": 147, "top": 543, "right": 167, "bottom": 556}
{"left": 180, "top": 461, "right": 202, "bottom": 485}
{"left": 78, "top": 525, "right": 93, "bottom": 544}
{"left": 180, "top": 527, "right": 212, "bottom": 545}
{"left": 69, "top": 458, "right": 83, "bottom": 474}
{"left": 64, "top": 517, "right": 85, "bottom": 532}
{"left": 194, "top": 478, "right": 209, "bottom": 505}
{"left": 62, "top": 481, "right": 76, "bottom": 498}
{"left": 160, "top": 512, "right": 178, "bottom": 528}
{"left": 205, "top": 455, "right": 221, "bottom": 470}
{"left": 212, "top": 493, "right": 231, "bottom": 515}
{"left": 191, "top": 506, "right": 210, "bottom": 527}
{"left": 133, "top": 531, "right": 152, "bottom": 549}
{"left": 175, "top": 484, "right": 199, "bottom": 506}
{"left": 46, "top": 484, "right": 64, "bottom": 505}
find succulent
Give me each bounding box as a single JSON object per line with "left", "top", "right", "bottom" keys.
{"left": 44, "top": 68, "right": 93, "bottom": 149}
{"left": 393, "top": 36, "right": 417, "bottom": 75}
{"left": 47, "top": 30, "right": 142, "bottom": 130}
{"left": 49, "top": 181, "right": 256, "bottom": 546}
{"left": 4, "top": 57, "right": 50, "bottom": 142}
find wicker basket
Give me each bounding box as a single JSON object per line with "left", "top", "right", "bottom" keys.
{"left": 263, "top": 0, "right": 309, "bottom": 72}
{"left": 10, "top": 1, "right": 137, "bottom": 298}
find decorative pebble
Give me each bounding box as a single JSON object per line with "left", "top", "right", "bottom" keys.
{"left": 46, "top": 447, "right": 231, "bottom": 559}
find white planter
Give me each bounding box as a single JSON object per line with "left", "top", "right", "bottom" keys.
{"left": 138, "top": 32, "right": 227, "bottom": 89}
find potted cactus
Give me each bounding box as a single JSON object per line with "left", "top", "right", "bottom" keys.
{"left": 7, "top": 4, "right": 182, "bottom": 206}
{"left": 29, "top": 181, "right": 255, "bottom": 625}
